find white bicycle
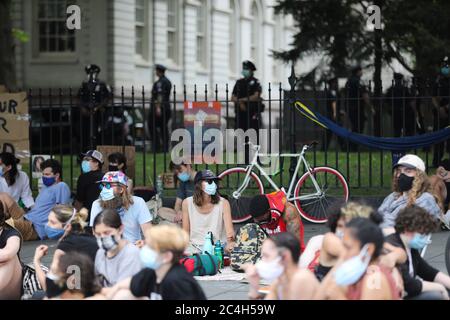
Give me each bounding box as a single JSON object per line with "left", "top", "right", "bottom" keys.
{"left": 218, "top": 142, "right": 349, "bottom": 223}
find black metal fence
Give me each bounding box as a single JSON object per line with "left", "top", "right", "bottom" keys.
{"left": 21, "top": 74, "right": 450, "bottom": 196}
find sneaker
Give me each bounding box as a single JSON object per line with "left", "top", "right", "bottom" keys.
{"left": 440, "top": 210, "right": 450, "bottom": 231}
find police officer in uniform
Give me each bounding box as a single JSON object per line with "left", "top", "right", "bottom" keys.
{"left": 232, "top": 60, "right": 263, "bottom": 133}
{"left": 149, "top": 64, "right": 172, "bottom": 152}
{"left": 76, "top": 64, "right": 112, "bottom": 152}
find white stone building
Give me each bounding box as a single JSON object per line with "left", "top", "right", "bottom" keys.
{"left": 11, "top": 0, "right": 296, "bottom": 97}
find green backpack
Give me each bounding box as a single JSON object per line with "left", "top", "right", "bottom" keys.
{"left": 181, "top": 252, "right": 220, "bottom": 276}
{"left": 231, "top": 223, "right": 268, "bottom": 272}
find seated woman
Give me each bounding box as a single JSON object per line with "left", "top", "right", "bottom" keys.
{"left": 300, "top": 201, "right": 406, "bottom": 283}
{"left": 44, "top": 251, "right": 104, "bottom": 300}
{"left": 182, "top": 170, "right": 235, "bottom": 254}
{"left": 33, "top": 205, "right": 98, "bottom": 291}
{"left": 378, "top": 154, "right": 441, "bottom": 234}
{"left": 386, "top": 205, "right": 450, "bottom": 300}
{"left": 93, "top": 209, "right": 142, "bottom": 287}
{"left": 315, "top": 217, "right": 401, "bottom": 300}
{"left": 0, "top": 201, "right": 22, "bottom": 300}
{"left": 244, "top": 232, "right": 319, "bottom": 300}
{"left": 101, "top": 225, "right": 206, "bottom": 300}
{"left": 0, "top": 152, "right": 34, "bottom": 210}
{"left": 429, "top": 159, "right": 450, "bottom": 228}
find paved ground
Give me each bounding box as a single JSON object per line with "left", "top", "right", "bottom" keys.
{"left": 19, "top": 224, "right": 450, "bottom": 300}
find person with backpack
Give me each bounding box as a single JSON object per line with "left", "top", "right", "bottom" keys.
{"left": 243, "top": 233, "right": 319, "bottom": 300}
{"left": 0, "top": 200, "right": 22, "bottom": 300}
{"left": 248, "top": 191, "right": 305, "bottom": 251}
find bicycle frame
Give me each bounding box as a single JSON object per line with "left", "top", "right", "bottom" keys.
{"left": 232, "top": 145, "right": 323, "bottom": 201}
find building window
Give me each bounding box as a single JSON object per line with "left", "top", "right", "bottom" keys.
{"left": 167, "top": 0, "right": 179, "bottom": 64}
{"left": 196, "top": 1, "right": 207, "bottom": 68}
{"left": 135, "top": 0, "right": 149, "bottom": 60}
{"left": 250, "top": 1, "right": 260, "bottom": 66}
{"left": 229, "top": 0, "right": 237, "bottom": 73}
{"left": 36, "top": 0, "right": 76, "bottom": 53}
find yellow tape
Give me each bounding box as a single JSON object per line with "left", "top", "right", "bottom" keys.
{"left": 294, "top": 101, "right": 328, "bottom": 129}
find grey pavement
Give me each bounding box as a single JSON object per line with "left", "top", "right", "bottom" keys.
{"left": 19, "top": 224, "right": 450, "bottom": 300}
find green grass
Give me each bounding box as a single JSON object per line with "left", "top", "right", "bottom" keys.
{"left": 20, "top": 150, "right": 436, "bottom": 197}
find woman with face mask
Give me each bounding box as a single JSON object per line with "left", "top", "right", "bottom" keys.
{"left": 0, "top": 201, "right": 22, "bottom": 300}
{"left": 182, "top": 170, "right": 235, "bottom": 254}
{"left": 378, "top": 155, "right": 442, "bottom": 235}
{"left": 101, "top": 225, "right": 206, "bottom": 300}
{"left": 0, "top": 152, "right": 34, "bottom": 210}
{"left": 386, "top": 205, "right": 450, "bottom": 300}
{"left": 33, "top": 205, "right": 98, "bottom": 292}
{"left": 244, "top": 232, "right": 319, "bottom": 300}
{"left": 300, "top": 202, "right": 406, "bottom": 283}
{"left": 315, "top": 217, "right": 400, "bottom": 300}
{"left": 44, "top": 251, "right": 104, "bottom": 300}
{"left": 93, "top": 209, "right": 142, "bottom": 287}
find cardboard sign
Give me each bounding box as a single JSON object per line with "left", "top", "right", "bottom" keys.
{"left": 183, "top": 101, "right": 221, "bottom": 163}
{"left": 96, "top": 145, "right": 136, "bottom": 181}
{"left": 0, "top": 92, "right": 30, "bottom": 160}
{"left": 162, "top": 172, "right": 175, "bottom": 189}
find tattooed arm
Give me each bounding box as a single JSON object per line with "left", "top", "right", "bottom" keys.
{"left": 283, "top": 203, "right": 305, "bottom": 249}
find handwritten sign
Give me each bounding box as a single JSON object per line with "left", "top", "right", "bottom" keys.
{"left": 0, "top": 92, "right": 30, "bottom": 160}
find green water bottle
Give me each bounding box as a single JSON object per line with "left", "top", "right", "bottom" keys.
{"left": 214, "top": 240, "right": 223, "bottom": 269}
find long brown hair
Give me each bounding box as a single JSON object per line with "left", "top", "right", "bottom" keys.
{"left": 100, "top": 185, "right": 134, "bottom": 210}
{"left": 193, "top": 181, "right": 220, "bottom": 207}
{"left": 392, "top": 168, "right": 442, "bottom": 210}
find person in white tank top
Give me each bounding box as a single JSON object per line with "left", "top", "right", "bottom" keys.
{"left": 182, "top": 170, "right": 235, "bottom": 255}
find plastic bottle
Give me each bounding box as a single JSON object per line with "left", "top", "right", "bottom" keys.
{"left": 156, "top": 175, "right": 163, "bottom": 197}
{"left": 202, "top": 232, "right": 214, "bottom": 255}
{"left": 214, "top": 240, "right": 223, "bottom": 269}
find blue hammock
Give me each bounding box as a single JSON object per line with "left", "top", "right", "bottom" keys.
{"left": 294, "top": 101, "right": 450, "bottom": 151}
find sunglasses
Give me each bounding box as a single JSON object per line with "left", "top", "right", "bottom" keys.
{"left": 99, "top": 183, "right": 120, "bottom": 190}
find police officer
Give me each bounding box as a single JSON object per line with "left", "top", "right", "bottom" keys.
{"left": 432, "top": 56, "right": 450, "bottom": 167}
{"left": 231, "top": 60, "right": 263, "bottom": 133}
{"left": 149, "top": 64, "right": 172, "bottom": 152}
{"left": 76, "top": 64, "right": 112, "bottom": 152}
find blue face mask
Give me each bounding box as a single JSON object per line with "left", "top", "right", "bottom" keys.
{"left": 140, "top": 246, "right": 162, "bottom": 270}
{"left": 100, "top": 186, "right": 115, "bottom": 201}
{"left": 441, "top": 67, "right": 450, "bottom": 76}
{"left": 45, "top": 225, "right": 65, "bottom": 240}
{"left": 204, "top": 181, "right": 217, "bottom": 195}
{"left": 242, "top": 69, "right": 251, "bottom": 78}
{"left": 409, "top": 233, "right": 431, "bottom": 250}
{"left": 81, "top": 160, "right": 91, "bottom": 173}
{"left": 177, "top": 171, "right": 190, "bottom": 182}
{"left": 334, "top": 244, "right": 371, "bottom": 286}
{"left": 0, "top": 166, "right": 3, "bottom": 177}
{"left": 42, "top": 176, "right": 56, "bottom": 187}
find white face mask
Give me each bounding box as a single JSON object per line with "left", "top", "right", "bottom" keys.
{"left": 335, "top": 229, "right": 344, "bottom": 239}
{"left": 255, "top": 256, "right": 284, "bottom": 283}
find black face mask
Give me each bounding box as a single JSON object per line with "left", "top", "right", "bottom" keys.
{"left": 45, "top": 275, "right": 67, "bottom": 298}
{"left": 398, "top": 173, "right": 414, "bottom": 192}
{"left": 109, "top": 165, "right": 119, "bottom": 172}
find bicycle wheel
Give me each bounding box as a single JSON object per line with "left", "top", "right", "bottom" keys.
{"left": 218, "top": 167, "right": 264, "bottom": 200}
{"left": 445, "top": 234, "right": 450, "bottom": 275}
{"left": 294, "top": 167, "right": 349, "bottom": 223}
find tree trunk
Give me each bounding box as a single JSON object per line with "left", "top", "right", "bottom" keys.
{"left": 373, "top": 0, "right": 383, "bottom": 136}
{"left": 0, "top": 0, "right": 17, "bottom": 90}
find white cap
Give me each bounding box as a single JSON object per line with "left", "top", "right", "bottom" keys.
{"left": 394, "top": 154, "right": 426, "bottom": 172}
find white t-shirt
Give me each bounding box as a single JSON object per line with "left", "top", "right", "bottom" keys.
{"left": 0, "top": 171, "right": 34, "bottom": 208}
{"left": 90, "top": 196, "right": 152, "bottom": 243}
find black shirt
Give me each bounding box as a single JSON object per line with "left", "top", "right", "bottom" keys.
{"left": 78, "top": 80, "right": 112, "bottom": 109}
{"left": 75, "top": 170, "right": 104, "bottom": 213}
{"left": 232, "top": 77, "right": 263, "bottom": 115}
{"left": 433, "top": 75, "right": 450, "bottom": 107}
{"left": 385, "top": 233, "right": 440, "bottom": 297}
{"left": 346, "top": 75, "right": 368, "bottom": 108}
{"left": 57, "top": 233, "right": 99, "bottom": 262}
{"left": 130, "top": 264, "right": 207, "bottom": 300}
{"left": 0, "top": 226, "right": 21, "bottom": 252}
{"left": 151, "top": 76, "right": 172, "bottom": 115}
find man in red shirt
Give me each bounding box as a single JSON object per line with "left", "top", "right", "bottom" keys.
{"left": 249, "top": 191, "right": 305, "bottom": 251}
